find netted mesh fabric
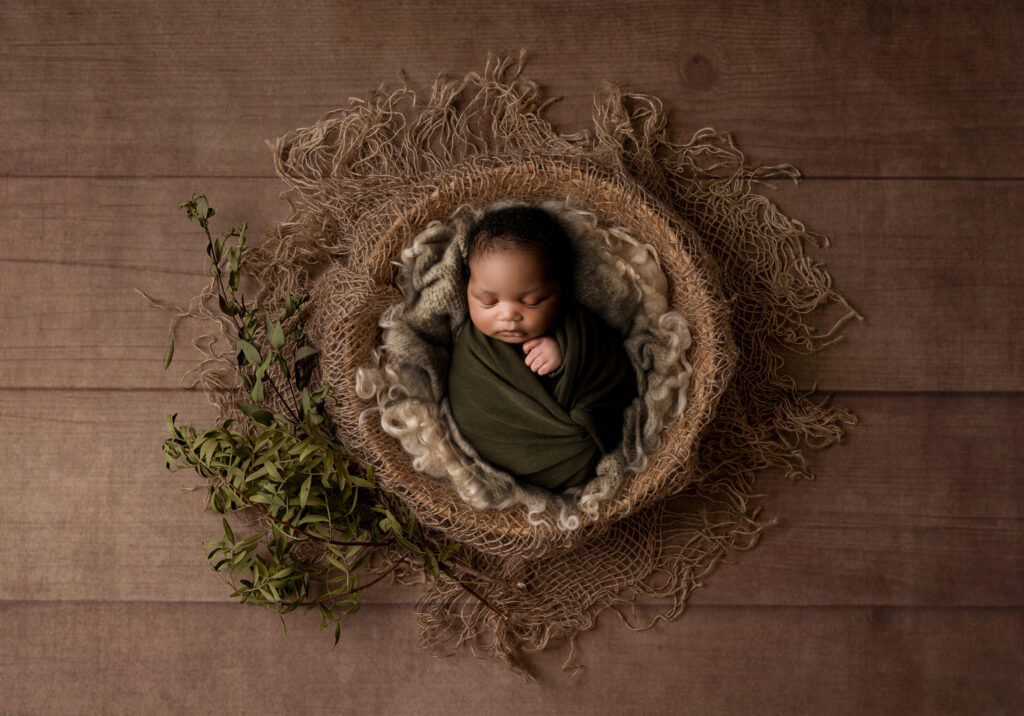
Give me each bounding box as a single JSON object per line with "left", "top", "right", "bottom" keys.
{"left": 210, "top": 55, "right": 857, "bottom": 670}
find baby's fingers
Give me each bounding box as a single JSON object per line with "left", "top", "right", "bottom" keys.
{"left": 525, "top": 354, "right": 544, "bottom": 373}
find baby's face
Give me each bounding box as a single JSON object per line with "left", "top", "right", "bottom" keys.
{"left": 467, "top": 249, "right": 561, "bottom": 344}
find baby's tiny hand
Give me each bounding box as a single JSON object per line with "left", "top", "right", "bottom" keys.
{"left": 522, "top": 336, "right": 562, "bottom": 376}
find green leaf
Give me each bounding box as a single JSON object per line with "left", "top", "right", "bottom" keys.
{"left": 299, "top": 475, "right": 312, "bottom": 509}
{"left": 218, "top": 294, "right": 239, "bottom": 317}
{"left": 268, "top": 320, "right": 285, "bottom": 351}
{"left": 236, "top": 338, "right": 262, "bottom": 367}
{"left": 241, "top": 313, "right": 255, "bottom": 340}
{"left": 333, "top": 622, "right": 341, "bottom": 647}
{"left": 222, "top": 518, "right": 235, "bottom": 544}
{"left": 263, "top": 460, "right": 281, "bottom": 482}
{"left": 237, "top": 401, "right": 274, "bottom": 427}
{"left": 251, "top": 376, "right": 264, "bottom": 403}
{"left": 438, "top": 543, "right": 461, "bottom": 561}
{"left": 163, "top": 339, "right": 174, "bottom": 369}
{"left": 255, "top": 354, "right": 273, "bottom": 380}
{"left": 295, "top": 514, "right": 330, "bottom": 526}
{"left": 347, "top": 473, "right": 374, "bottom": 489}
{"left": 294, "top": 346, "right": 318, "bottom": 362}
{"left": 237, "top": 535, "right": 262, "bottom": 550}
{"left": 380, "top": 511, "right": 402, "bottom": 535}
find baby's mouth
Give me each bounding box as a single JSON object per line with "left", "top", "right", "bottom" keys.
{"left": 497, "top": 329, "right": 525, "bottom": 337}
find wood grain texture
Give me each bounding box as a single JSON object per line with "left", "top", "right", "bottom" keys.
{"left": 1, "top": 601, "right": 1019, "bottom": 714}
{"left": 0, "top": 178, "right": 279, "bottom": 391}
{"left": 0, "top": 389, "right": 229, "bottom": 602}
{"left": 2, "top": 177, "right": 1022, "bottom": 391}
{"left": 1, "top": 1, "right": 1021, "bottom": 178}
{"left": 778, "top": 178, "right": 1024, "bottom": 391}
{"left": 2, "top": 391, "right": 1018, "bottom": 607}
{"left": 692, "top": 393, "right": 1024, "bottom": 608}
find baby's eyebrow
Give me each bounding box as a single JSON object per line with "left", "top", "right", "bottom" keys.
{"left": 519, "top": 285, "right": 550, "bottom": 294}
{"left": 469, "top": 285, "right": 552, "bottom": 297}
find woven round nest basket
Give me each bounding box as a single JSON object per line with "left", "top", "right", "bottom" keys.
{"left": 311, "top": 157, "right": 734, "bottom": 559}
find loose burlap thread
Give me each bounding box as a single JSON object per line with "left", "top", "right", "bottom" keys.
{"left": 193, "top": 54, "right": 858, "bottom": 672}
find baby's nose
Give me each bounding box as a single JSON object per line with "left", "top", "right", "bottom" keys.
{"left": 498, "top": 302, "right": 521, "bottom": 320}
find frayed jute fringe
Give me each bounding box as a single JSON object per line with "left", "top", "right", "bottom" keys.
{"left": 189, "top": 53, "right": 858, "bottom": 673}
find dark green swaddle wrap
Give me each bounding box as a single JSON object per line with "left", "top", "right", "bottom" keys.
{"left": 448, "top": 302, "right": 637, "bottom": 491}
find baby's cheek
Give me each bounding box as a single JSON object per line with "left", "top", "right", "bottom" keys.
{"left": 466, "top": 305, "right": 487, "bottom": 332}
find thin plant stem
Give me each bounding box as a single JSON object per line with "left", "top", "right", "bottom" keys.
{"left": 440, "top": 564, "right": 508, "bottom": 622}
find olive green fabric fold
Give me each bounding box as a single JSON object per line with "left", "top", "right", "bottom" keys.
{"left": 448, "top": 302, "right": 637, "bottom": 491}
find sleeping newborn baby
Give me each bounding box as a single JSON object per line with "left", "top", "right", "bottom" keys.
{"left": 447, "top": 206, "right": 637, "bottom": 492}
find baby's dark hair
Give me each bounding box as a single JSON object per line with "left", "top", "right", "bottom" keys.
{"left": 466, "top": 205, "right": 574, "bottom": 289}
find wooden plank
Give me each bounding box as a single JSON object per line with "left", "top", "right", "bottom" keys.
{"left": 0, "top": 261, "right": 209, "bottom": 391}
{"left": 0, "top": 176, "right": 281, "bottom": 267}
{"left": 2, "top": 177, "right": 1022, "bottom": 392}
{"left": 691, "top": 392, "right": 1024, "bottom": 608}
{"left": 779, "top": 179, "right": 1024, "bottom": 391}
{"left": 1, "top": 1, "right": 1021, "bottom": 178}
{"left": 0, "top": 178, "right": 282, "bottom": 391}
{"left": 0, "top": 601, "right": 1019, "bottom": 714}
{"left": 0, "top": 388, "right": 231, "bottom": 602}
{"left": 1, "top": 391, "right": 1019, "bottom": 607}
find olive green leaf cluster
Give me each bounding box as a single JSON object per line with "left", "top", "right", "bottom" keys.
{"left": 163, "top": 195, "right": 477, "bottom": 644}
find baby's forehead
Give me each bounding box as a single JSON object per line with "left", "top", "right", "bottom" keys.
{"left": 466, "top": 248, "right": 561, "bottom": 293}
{"left": 469, "top": 246, "right": 551, "bottom": 269}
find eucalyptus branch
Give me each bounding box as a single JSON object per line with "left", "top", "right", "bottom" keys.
{"left": 163, "top": 194, "right": 482, "bottom": 644}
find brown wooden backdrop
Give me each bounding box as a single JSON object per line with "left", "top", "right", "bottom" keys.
{"left": 1, "top": 1, "right": 1021, "bottom": 713}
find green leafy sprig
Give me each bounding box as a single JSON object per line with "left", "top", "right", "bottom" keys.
{"left": 163, "top": 195, "right": 499, "bottom": 643}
